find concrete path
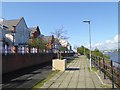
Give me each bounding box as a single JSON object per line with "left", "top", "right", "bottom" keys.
{"left": 2, "top": 62, "right": 53, "bottom": 89}
{"left": 41, "top": 55, "right": 112, "bottom": 88}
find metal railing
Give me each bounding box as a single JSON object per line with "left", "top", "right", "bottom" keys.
{"left": 91, "top": 55, "right": 120, "bottom": 88}
{"left": 1, "top": 46, "right": 74, "bottom": 55}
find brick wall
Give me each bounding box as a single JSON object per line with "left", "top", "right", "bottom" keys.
{"left": 2, "top": 52, "right": 74, "bottom": 74}
{"left": 2, "top": 53, "right": 55, "bottom": 74}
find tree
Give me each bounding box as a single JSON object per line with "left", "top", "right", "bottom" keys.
{"left": 59, "top": 46, "right": 67, "bottom": 51}
{"left": 28, "top": 38, "right": 47, "bottom": 50}
{"left": 77, "top": 45, "right": 91, "bottom": 58}
{"left": 92, "top": 48, "right": 103, "bottom": 57}
{"left": 92, "top": 48, "right": 110, "bottom": 59}
{"left": 51, "top": 27, "right": 69, "bottom": 59}
{"left": 77, "top": 46, "right": 110, "bottom": 59}
{"left": 77, "top": 45, "right": 84, "bottom": 55}
{"left": 51, "top": 26, "right": 69, "bottom": 40}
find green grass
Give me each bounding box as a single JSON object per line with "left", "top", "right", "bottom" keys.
{"left": 32, "top": 70, "right": 60, "bottom": 88}
{"left": 92, "top": 66, "right": 98, "bottom": 72}
{"left": 88, "top": 66, "right": 98, "bottom": 72}
{"left": 100, "top": 84, "right": 111, "bottom": 88}
{"left": 87, "top": 67, "right": 90, "bottom": 72}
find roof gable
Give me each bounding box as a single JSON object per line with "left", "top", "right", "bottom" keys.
{"left": 42, "top": 36, "right": 52, "bottom": 42}
{"left": 2, "top": 19, "right": 20, "bottom": 30}
{"left": 29, "top": 26, "right": 41, "bottom": 35}
{"left": 1, "top": 17, "right": 27, "bottom": 31}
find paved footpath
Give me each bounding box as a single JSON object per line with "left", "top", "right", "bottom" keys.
{"left": 41, "top": 55, "right": 113, "bottom": 88}
{"left": 2, "top": 62, "right": 53, "bottom": 89}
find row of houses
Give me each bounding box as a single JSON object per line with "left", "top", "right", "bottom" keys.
{"left": 0, "top": 17, "right": 72, "bottom": 53}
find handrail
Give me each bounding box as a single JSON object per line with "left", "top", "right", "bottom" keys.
{"left": 91, "top": 55, "right": 120, "bottom": 88}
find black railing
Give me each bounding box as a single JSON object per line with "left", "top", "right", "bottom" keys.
{"left": 91, "top": 55, "right": 120, "bottom": 88}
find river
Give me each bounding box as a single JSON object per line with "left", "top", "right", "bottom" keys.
{"left": 104, "top": 52, "right": 120, "bottom": 67}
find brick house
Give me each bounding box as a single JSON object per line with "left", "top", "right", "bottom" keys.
{"left": 29, "top": 26, "right": 42, "bottom": 39}
{"left": 42, "top": 35, "right": 54, "bottom": 50}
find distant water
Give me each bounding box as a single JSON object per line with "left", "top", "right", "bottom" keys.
{"left": 104, "top": 52, "right": 120, "bottom": 67}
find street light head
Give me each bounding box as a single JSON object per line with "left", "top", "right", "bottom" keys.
{"left": 83, "top": 20, "right": 90, "bottom": 24}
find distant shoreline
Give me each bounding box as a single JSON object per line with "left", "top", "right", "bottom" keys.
{"left": 104, "top": 51, "right": 119, "bottom": 62}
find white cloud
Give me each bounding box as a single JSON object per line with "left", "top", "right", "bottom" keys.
{"left": 85, "top": 34, "right": 118, "bottom": 50}
{"left": 106, "top": 40, "right": 114, "bottom": 44}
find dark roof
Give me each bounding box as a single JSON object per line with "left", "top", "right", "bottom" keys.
{"left": 42, "top": 36, "right": 52, "bottom": 42}
{"left": 29, "top": 27, "right": 37, "bottom": 34}
{"left": 1, "top": 19, "right": 21, "bottom": 31}
{"left": 29, "top": 26, "right": 41, "bottom": 36}
{"left": 0, "top": 17, "right": 25, "bottom": 31}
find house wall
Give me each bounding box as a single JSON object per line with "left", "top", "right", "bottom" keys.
{"left": 14, "top": 18, "right": 29, "bottom": 45}
{"left": 0, "top": 28, "right": 2, "bottom": 50}
{"left": 1, "top": 29, "right": 4, "bottom": 39}
{"left": 1, "top": 28, "right": 12, "bottom": 46}
{"left": 1, "top": 28, "right": 9, "bottom": 39}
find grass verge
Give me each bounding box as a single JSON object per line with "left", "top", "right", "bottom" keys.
{"left": 100, "top": 84, "right": 111, "bottom": 88}
{"left": 88, "top": 66, "right": 98, "bottom": 72}
{"left": 32, "top": 70, "right": 60, "bottom": 88}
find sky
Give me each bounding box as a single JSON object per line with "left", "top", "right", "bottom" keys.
{"left": 2, "top": 2, "right": 118, "bottom": 50}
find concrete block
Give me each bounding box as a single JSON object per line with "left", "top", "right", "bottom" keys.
{"left": 52, "top": 59, "right": 67, "bottom": 71}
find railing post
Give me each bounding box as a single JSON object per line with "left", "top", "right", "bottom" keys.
{"left": 96, "top": 56, "right": 99, "bottom": 70}
{"left": 99, "top": 57, "right": 101, "bottom": 73}
{"left": 91, "top": 54, "right": 94, "bottom": 67}
{"left": 103, "top": 58, "right": 106, "bottom": 79}
{"left": 111, "top": 60, "right": 114, "bottom": 89}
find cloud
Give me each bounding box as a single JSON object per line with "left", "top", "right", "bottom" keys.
{"left": 85, "top": 34, "right": 118, "bottom": 50}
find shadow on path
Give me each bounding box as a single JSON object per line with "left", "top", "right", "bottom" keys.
{"left": 65, "top": 68, "right": 80, "bottom": 71}
{"left": 2, "top": 61, "right": 53, "bottom": 88}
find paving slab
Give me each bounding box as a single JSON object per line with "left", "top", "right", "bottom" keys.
{"left": 41, "top": 55, "right": 113, "bottom": 88}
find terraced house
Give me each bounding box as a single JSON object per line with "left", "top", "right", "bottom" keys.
{"left": 0, "top": 17, "right": 72, "bottom": 53}
{"left": 29, "top": 26, "right": 43, "bottom": 39}
{"left": 1, "top": 17, "right": 30, "bottom": 47}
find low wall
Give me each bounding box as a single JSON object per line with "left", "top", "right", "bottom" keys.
{"left": 2, "top": 53, "right": 55, "bottom": 74}
{"left": 61, "top": 53, "right": 75, "bottom": 57}
{"left": 2, "top": 53, "right": 75, "bottom": 74}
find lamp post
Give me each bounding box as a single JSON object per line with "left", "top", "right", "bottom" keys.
{"left": 83, "top": 20, "right": 92, "bottom": 71}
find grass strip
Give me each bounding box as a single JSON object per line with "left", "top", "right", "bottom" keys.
{"left": 32, "top": 70, "right": 60, "bottom": 88}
